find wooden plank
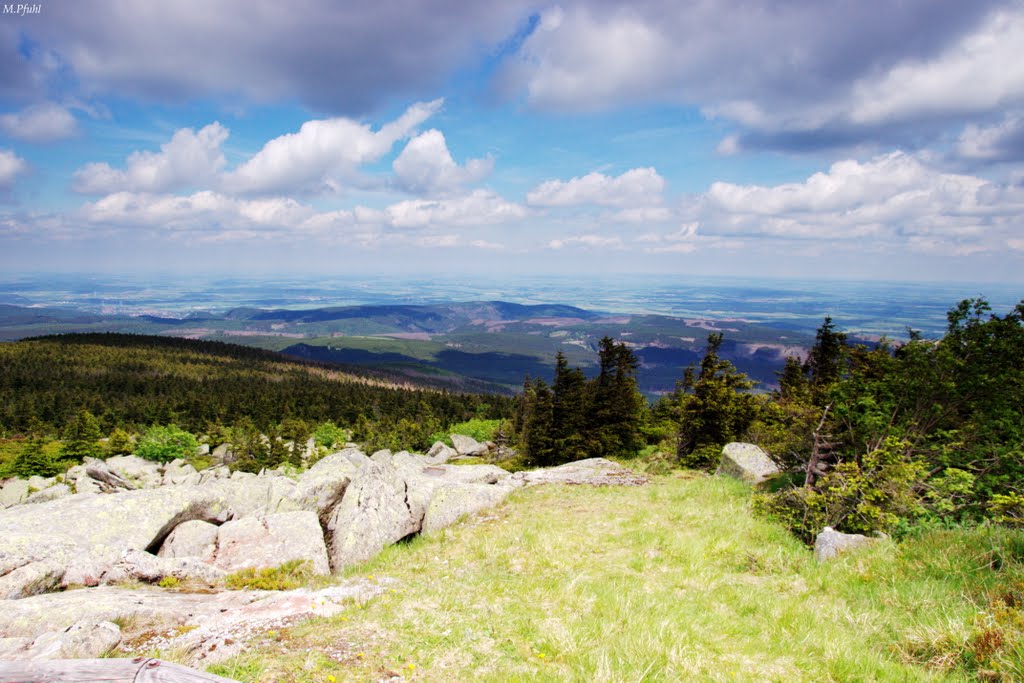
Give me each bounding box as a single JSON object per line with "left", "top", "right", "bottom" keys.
{"left": 0, "top": 658, "right": 242, "bottom": 683}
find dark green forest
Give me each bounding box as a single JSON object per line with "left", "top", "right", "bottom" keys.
{"left": 0, "top": 333, "right": 510, "bottom": 454}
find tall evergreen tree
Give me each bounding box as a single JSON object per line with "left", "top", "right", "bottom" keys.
{"left": 676, "top": 333, "right": 758, "bottom": 462}
{"left": 61, "top": 409, "right": 104, "bottom": 462}
{"left": 11, "top": 435, "right": 60, "bottom": 477}
{"left": 586, "top": 337, "right": 645, "bottom": 458}
{"left": 804, "top": 316, "right": 848, "bottom": 392}
{"left": 551, "top": 352, "right": 588, "bottom": 461}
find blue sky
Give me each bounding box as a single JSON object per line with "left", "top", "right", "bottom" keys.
{"left": 1, "top": 0, "right": 1023, "bottom": 282}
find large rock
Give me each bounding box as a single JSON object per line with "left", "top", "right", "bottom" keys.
{"left": 511, "top": 458, "right": 649, "bottom": 487}
{"left": 0, "top": 485, "right": 235, "bottom": 593}
{"left": 715, "top": 443, "right": 780, "bottom": 485}
{"left": 83, "top": 458, "right": 134, "bottom": 492}
{"left": 814, "top": 526, "right": 880, "bottom": 561}
{"left": 288, "top": 448, "right": 367, "bottom": 525}
{"left": 425, "top": 441, "right": 458, "bottom": 464}
{"left": 0, "top": 479, "right": 31, "bottom": 507}
{"left": 450, "top": 434, "right": 488, "bottom": 457}
{"left": 23, "top": 484, "right": 71, "bottom": 505}
{"left": 214, "top": 512, "right": 330, "bottom": 576}
{"left": 422, "top": 483, "right": 514, "bottom": 534}
{"left": 102, "top": 549, "right": 226, "bottom": 585}
{"left": 157, "top": 520, "right": 219, "bottom": 562}
{"left": 105, "top": 455, "right": 163, "bottom": 489}
{"left": 21, "top": 620, "right": 121, "bottom": 661}
{"left": 162, "top": 459, "right": 201, "bottom": 486}
{"left": 0, "top": 560, "right": 64, "bottom": 600}
{"left": 326, "top": 459, "right": 424, "bottom": 570}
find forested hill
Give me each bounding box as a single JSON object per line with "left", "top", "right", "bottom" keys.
{"left": 0, "top": 333, "right": 511, "bottom": 443}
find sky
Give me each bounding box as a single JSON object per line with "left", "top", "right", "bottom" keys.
{"left": 1, "top": 0, "right": 1023, "bottom": 283}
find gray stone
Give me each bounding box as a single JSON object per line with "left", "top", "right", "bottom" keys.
{"left": 23, "top": 484, "right": 71, "bottom": 505}
{"left": 289, "top": 448, "right": 366, "bottom": 525}
{"left": 22, "top": 620, "right": 121, "bottom": 661}
{"left": 157, "top": 520, "right": 219, "bottom": 562}
{"left": 450, "top": 434, "right": 488, "bottom": 456}
{"left": 814, "top": 526, "right": 880, "bottom": 561}
{"left": 511, "top": 458, "right": 648, "bottom": 487}
{"left": 195, "top": 443, "right": 211, "bottom": 457}
{"left": 327, "top": 459, "right": 424, "bottom": 570}
{"left": 716, "top": 442, "right": 781, "bottom": 485}
{"left": 0, "top": 479, "right": 31, "bottom": 507}
{"left": 163, "top": 459, "right": 201, "bottom": 486}
{"left": 425, "top": 441, "right": 458, "bottom": 464}
{"left": 102, "top": 549, "right": 225, "bottom": 585}
{"left": 84, "top": 458, "right": 135, "bottom": 492}
{"left": 65, "top": 466, "right": 102, "bottom": 495}
{"left": 0, "top": 560, "right": 64, "bottom": 599}
{"left": 211, "top": 443, "right": 233, "bottom": 464}
{"left": 0, "top": 636, "right": 32, "bottom": 658}
{"left": 105, "top": 455, "right": 163, "bottom": 489}
{"left": 198, "top": 465, "right": 231, "bottom": 484}
{"left": 422, "top": 483, "right": 514, "bottom": 534}
{"left": 25, "top": 476, "right": 54, "bottom": 491}
{"left": 214, "top": 511, "right": 330, "bottom": 576}
{"left": 0, "top": 485, "right": 235, "bottom": 593}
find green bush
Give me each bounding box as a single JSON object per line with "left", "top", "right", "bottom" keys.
{"left": 430, "top": 418, "right": 502, "bottom": 446}
{"left": 136, "top": 424, "right": 199, "bottom": 464}
{"left": 10, "top": 436, "right": 61, "bottom": 477}
{"left": 225, "top": 560, "right": 313, "bottom": 591}
{"left": 312, "top": 421, "right": 348, "bottom": 450}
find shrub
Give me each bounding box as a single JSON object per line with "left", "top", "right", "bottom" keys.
{"left": 312, "top": 421, "right": 349, "bottom": 450}
{"left": 10, "top": 436, "right": 61, "bottom": 478}
{"left": 430, "top": 418, "right": 502, "bottom": 446}
{"left": 225, "top": 560, "right": 313, "bottom": 591}
{"left": 136, "top": 424, "right": 199, "bottom": 464}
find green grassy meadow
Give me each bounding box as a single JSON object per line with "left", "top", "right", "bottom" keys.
{"left": 204, "top": 473, "right": 1024, "bottom": 682}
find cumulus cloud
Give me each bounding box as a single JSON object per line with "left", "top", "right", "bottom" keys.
{"left": 692, "top": 151, "right": 1024, "bottom": 253}
{"left": 527, "top": 167, "right": 665, "bottom": 207}
{"left": 0, "top": 103, "right": 77, "bottom": 142}
{"left": 224, "top": 99, "right": 441, "bottom": 195}
{"left": 0, "top": 149, "right": 27, "bottom": 188}
{"left": 956, "top": 113, "right": 1024, "bottom": 162}
{"left": 500, "top": 0, "right": 1017, "bottom": 150}
{"left": 548, "top": 234, "right": 623, "bottom": 249}
{"left": 10, "top": 0, "right": 536, "bottom": 113}
{"left": 386, "top": 189, "right": 528, "bottom": 229}
{"left": 392, "top": 129, "right": 493, "bottom": 195}
{"left": 73, "top": 123, "right": 228, "bottom": 194}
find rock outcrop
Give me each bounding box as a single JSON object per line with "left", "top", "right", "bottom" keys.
{"left": 715, "top": 442, "right": 780, "bottom": 484}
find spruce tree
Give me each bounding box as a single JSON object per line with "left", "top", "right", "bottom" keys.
{"left": 12, "top": 435, "right": 60, "bottom": 478}
{"left": 551, "top": 352, "right": 587, "bottom": 461}
{"left": 61, "top": 409, "right": 104, "bottom": 462}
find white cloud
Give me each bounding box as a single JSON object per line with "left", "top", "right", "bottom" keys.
{"left": 527, "top": 167, "right": 665, "bottom": 207}
{"left": 0, "top": 103, "right": 77, "bottom": 142}
{"left": 73, "top": 123, "right": 228, "bottom": 194}
{"left": 0, "top": 149, "right": 27, "bottom": 188}
{"left": 693, "top": 151, "right": 1024, "bottom": 251}
{"left": 223, "top": 99, "right": 442, "bottom": 195}
{"left": 956, "top": 113, "right": 1024, "bottom": 161}
{"left": 609, "top": 206, "right": 673, "bottom": 223}
{"left": 392, "top": 129, "right": 493, "bottom": 195}
{"left": 386, "top": 189, "right": 527, "bottom": 229}
{"left": 847, "top": 9, "right": 1024, "bottom": 126}
{"left": 548, "top": 234, "right": 624, "bottom": 249}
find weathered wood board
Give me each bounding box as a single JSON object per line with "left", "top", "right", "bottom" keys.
{"left": 0, "top": 658, "right": 242, "bottom": 683}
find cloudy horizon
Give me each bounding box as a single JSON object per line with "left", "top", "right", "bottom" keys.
{"left": 2, "top": 0, "right": 1023, "bottom": 283}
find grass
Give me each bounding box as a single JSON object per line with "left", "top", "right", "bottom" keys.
{"left": 191, "top": 474, "right": 1019, "bottom": 681}
{"left": 224, "top": 560, "right": 317, "bottom": 591}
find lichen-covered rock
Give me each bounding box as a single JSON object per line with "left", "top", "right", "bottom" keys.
{"left": 102, "top": 549, "right": 226, "bottom": 585}
{"left": 450, "top": 434, "right": 488, "bottom": 456}
{"left": 21, "top": 620, "right": 122, "bottom": 661}
{"left": 425, "top": 441, "right": 458, "bottom": 464}
{"left": 23, "top": 484, "right": 71, "bottom": 505}
{"left": 288, "top": 448, "right": 367, "bottom": 525}
{"left": 327, "top": 459, "right": 423, "bottom": 570}
{"left": 162, "top": 459, "right": 201, "bottom": 486}
{"left": 0, "top": 560, "right": 64, "bottom": 600}
{"left": 0, "top": 479, "right": 31, "bottom": 508}
{"left": 511, "top": 458, "right": 648, "bottom": 487}
{"left": 157, "top": 520, "right": 219, "bottom": 562}
{"left": 0, "top": 485, "right": 234, "bottom": 595}
{"left": 214, "top": 512, "right": 330, "bottom": 576}
{"left": 105, "top": 455, "right": 163, "bottom": 489}
{"left": 814, "top": 526, "right": 880, "bottom": 561}
{"left": 716, "top": 443, "right": 780, "bottom": 485}
{"left": 84, "top": 458, "right": 134, "bottom": 492}
{"left": 422, "top": 483, "right": 514, "bottom": 534}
